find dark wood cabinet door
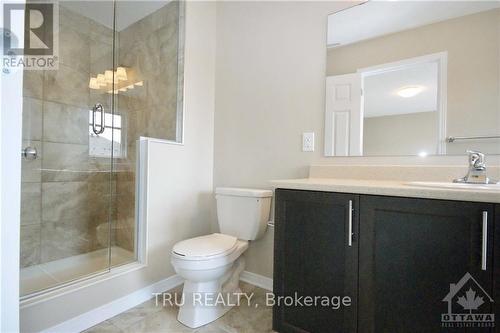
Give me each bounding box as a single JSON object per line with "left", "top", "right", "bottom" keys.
{"left": 273, "top": 189, "right": 359, "bottom": 333}
{"left": 494, "top": 205, "right": 500, "bottom": 333}
{"left": 359, "top": 195, "right": 495, "bottom": 333}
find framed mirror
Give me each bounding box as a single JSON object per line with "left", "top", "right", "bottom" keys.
{"left": 325, "top": 1, "right": 500, "bottom": 156}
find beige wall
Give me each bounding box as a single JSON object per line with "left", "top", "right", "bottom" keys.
{"left": 213, "top": 1, "right": 359, "bottom": 278}
{"left": 327, "top": 9, "right": 500, "bottom": 155}
{"left": 20, "top": 2, "right": 216, "bottom": 331}
{"left": 364, "top": 112, "right": 438, "bottom": 156}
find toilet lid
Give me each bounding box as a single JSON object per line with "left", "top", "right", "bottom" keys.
{"left": 173, "top": 233, "right": 237, "bottom": 258}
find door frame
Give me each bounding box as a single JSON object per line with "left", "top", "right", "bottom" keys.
{"left": 0, "top": 1, "right": 24, "bottom": 330}
{"left": 357, "top": 52, "right": 448, "bottom": 155}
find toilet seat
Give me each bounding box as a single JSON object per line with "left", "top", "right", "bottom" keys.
{"left": 171, "top": 237, "right": 248, "bottom": 272}
{"left": 173, "top": 233, "right": 237, "bottom": 260}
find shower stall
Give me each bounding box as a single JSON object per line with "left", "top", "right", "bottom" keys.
{"left": 19, "top": 0, "right": 184, "bottom": 297}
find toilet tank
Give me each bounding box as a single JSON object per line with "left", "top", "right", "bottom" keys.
{"left": 215, "top": 187, "right": 273, "bottom": 240}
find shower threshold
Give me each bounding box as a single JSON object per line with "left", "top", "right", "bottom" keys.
{"left": 20, "top": 246, "right": 134, "bottom": 297}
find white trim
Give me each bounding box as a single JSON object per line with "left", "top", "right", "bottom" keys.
{"left": 0, "top": 1, "right": 24, "bottom": 329}
{"left": 139, "top": 136, "right": 184, "bottom": 146}
{"left": 357, "top": 52, "right": 447, "bottom": 76}
{"left": 136, "top": 138, "right": 149, "bottom": 265}
{"left": 240, "top": 271, "right": 273, "bottom": 292}
{"left": 357, "top": 52, "right": 448, "bottom": 155}
{"left": 41, "top": 274, "right": 184, "bottom": 333}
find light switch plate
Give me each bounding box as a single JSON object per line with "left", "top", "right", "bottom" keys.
{"left": 302, "top": 132, "right": 315, "bottom": 152}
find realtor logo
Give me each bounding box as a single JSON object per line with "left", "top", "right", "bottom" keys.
{"left": 441, "top": 272, "right": 494, "bottom": 328}
{"left": 2, "top": 1, "right": 58, "bottom": 70}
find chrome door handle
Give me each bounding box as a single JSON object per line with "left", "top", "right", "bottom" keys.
{"left": 92, "top": 103, "right": 105, "bottom": 135}
{"left": 348, "top": 200, "right": 353, "bottom": 247}
{"left": 481, "top": 211, "right": 488, "bottom": 271}
{"left": 21, "top": 146, "right": 38, "bottom": 160}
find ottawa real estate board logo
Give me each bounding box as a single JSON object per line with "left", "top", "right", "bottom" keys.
{"left": 3, "top": 1, "right": 59, "bottom": 70}
{"left": 441, "top": 272, "right": 494, "bottom": 328}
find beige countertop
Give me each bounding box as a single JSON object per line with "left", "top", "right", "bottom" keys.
{"left": 270, "top": 178, "right": 500, "bottom": 204}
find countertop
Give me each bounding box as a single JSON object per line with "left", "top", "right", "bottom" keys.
{"left": 270, "top": 178, "right": 500, "bottom": 204}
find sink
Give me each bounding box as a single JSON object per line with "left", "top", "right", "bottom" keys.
{"left": 406, "top": 181, "right": 500, "bottom": 191}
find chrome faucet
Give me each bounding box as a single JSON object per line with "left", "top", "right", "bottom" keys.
{"left": 454, "top": 150, "right": 497, "bottom": 184}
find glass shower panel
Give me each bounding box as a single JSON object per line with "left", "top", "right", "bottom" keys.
{"left": 20, "top": 1, "right": 115, "bottom": 297}
{"left": 19, "top": 0, "right": 184, "bottom": 297}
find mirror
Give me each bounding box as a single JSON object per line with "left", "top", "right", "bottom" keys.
{"left": 325, "top": 1, "right": 500, "bottom": 156}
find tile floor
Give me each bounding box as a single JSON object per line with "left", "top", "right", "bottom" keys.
{"left": 84, "top": 282, "right": 274, "bottom": 333}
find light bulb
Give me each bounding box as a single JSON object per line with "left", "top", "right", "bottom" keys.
{"left": 116, "top": 67, "right": 128, "bottom": 81}
{"left": 104, "top": 70, "right": 114, "bottom": 83}
{"left": 89, "top": 77, "right": 100, "bottom": 90}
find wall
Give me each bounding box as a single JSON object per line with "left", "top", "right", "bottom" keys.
{"left": 20, "top": 1, "right": 216, "bottom": 331}
{"left": 327, "top": 9, "right": 500, "bottom": 155}
{"left": 213, "top": 1, "right": 359, "bottom": 278}
{"left": 364, "top": 111, "right": 438, "bottom": 156}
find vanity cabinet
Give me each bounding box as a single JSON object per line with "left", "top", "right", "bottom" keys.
{"left": 273, "top": 189, "right": 497, "bottom": 333}
{"left": 358, "top": 195, "right": 494, "bottom": 333}
{"left": 273, "top": 190, "right": 359, "bottom": 333}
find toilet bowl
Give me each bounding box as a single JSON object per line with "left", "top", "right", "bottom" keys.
{"left": 172, "top": 233, "right": 249, "bottom": 328}
{"left": 171, "top": 187, "right": 272, "bottom": 328}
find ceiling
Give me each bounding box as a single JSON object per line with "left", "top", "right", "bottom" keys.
{"left": 364, "top": 61, "right": 438, "bottom": 118}
{"left": 328, "top": 1, "right": 500, "bottom": 47}
{"left": 60, "top": 0, "right": 169, "bottom": 31}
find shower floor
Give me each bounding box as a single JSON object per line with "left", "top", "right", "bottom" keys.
{"left": 20, "top": 246, "right": 134, "bottom": 297}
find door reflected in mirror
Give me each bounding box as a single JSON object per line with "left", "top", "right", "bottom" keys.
{"left": 325, "top": 1, "right": 500, "bottom": 156}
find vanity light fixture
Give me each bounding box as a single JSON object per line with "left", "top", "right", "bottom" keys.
{"left": 396, "top": 85, "right": 425, "bottom": 98}
{"left": 89, "top": 67, "right": 142, "bottom": 94}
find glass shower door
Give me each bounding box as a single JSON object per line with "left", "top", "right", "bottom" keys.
{"left": 20, "top": 0, "right": 116, "bottom": 297}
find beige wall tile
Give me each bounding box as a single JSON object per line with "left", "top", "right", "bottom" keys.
{"left": 43, "top": 101, "right": 89, "bottom": 144}
{"left": 58, "top": 27, "right": 90, "bottom": 73}
{"left": 22, "top": 97, "right": 43, "bottom": 141}
{"left": 42, "top": 142, "right": 89, "bottom": 182}
{"left": 21, "top": 225, "right": 41, "bottom": 268}
{"left": 59, "top": 6, "right": 90, "bottom": 34}
{"left": 151, "top": 1, "right": 177, "bottom": 32}
{"left": 41, "top": 181, "right": 89, "bottom": 222}
{"left": 89, "top": 19, "right": 114, "bottom": 45}
{"left": 40, "top": 218, "right": 91, "bottom": 263}
{"left": 23, "top": 70, "right": 44, "bottom": 99}
{"left": 21, "top": 183, "right": 41, "bottom": 226}
{"left": 90, "top": 39, "right": 113, "bottom": 75}
{"left": 44, "top": 65, "right": 89, "bottom": 107}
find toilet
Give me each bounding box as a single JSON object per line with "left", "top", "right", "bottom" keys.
{"left": 171, "top": 187, "right": 272, "bottom": 328}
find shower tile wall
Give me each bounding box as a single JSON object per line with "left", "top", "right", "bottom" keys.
{"left": 20, "top": 7, "right": 116, "bottom": 268}
{"left": 20, "top": 1, "right": 182, "bottom": 270}
{"left": 113, "top": 0, "right": 181, "bottom": 251}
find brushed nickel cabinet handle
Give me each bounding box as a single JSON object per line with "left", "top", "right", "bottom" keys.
{"left": 482, "top": 211, "right": 488, "bottom": 271}
{"left": 348, "top": 200, "right": 353, "bottom": 247}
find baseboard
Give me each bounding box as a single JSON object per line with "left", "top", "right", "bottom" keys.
{"left": 42, "top": 274, "right": 183, "bottom": 333}
{"left": 43, "top": 271, "right": 272, "bottom": 333}
{"left": 240, "top": 270, "right": 273, "bottom": 291}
